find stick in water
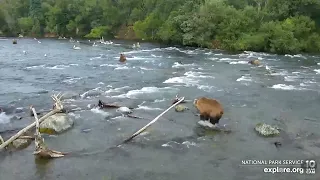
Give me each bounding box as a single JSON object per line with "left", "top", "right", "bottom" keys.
{"left": 118, "top": 97, "right": 185, "bottom": 146}
{"left": 0, "top": 109, "right": 59, "bottom": 151}
{"left": 0, "top": 93, "right": 64, "bottom": 151}
{"left": 0, "top": 135, "right": 4, "bottom": 145}
{"left": 32, "top": 107, "right": 66, "bottom": 158}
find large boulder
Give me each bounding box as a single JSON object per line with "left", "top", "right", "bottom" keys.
{"left": 175, "top": 105, "right": 188, "bottom": 112}
{"left": 11, "top": 139, "right": 32, "bottom": 150}
{"left": 40, "top": 113, "right": 74, "bottom": 134}
{"left": 255, "top": 123, "right": 280, "bottom": 137}
{"left": 116, "top": 107, "right": 133, "bottom": 114}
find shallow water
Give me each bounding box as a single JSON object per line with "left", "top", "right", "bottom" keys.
{"left": 1, "top": 38, "right": 320, "bottom": 180}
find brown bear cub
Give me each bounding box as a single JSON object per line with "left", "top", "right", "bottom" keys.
{"left": 248, "top": 59, "right": 260, "bottom": 66}
{"left": 119, "top": 53, "right": 126, "bottom": 62}
{"left": 193, "top": 97, "right": 224, "bottom": 125}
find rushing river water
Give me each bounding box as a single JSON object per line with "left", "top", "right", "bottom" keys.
{"left": 0, "top": 38, "right": 320, "bottom": 180}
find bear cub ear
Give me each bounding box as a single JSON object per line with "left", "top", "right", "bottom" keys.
{"left": 193, "top": 98, "right": 198, "bottom": 105}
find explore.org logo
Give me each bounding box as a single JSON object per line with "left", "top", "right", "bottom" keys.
{"left": 241, "top": 159, "right": 317, "bottom": 175}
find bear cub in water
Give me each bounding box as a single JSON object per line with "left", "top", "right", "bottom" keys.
{"left": 193, "top": 97, "right": 224, "bottom": 125}
{"left": 119, "top": 53, "right": 126, "bottom": 62}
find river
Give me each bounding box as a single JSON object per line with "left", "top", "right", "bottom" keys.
{"left": 0, "top": 38, "right": 319, "bottom": 180}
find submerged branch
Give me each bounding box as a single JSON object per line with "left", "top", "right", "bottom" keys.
{"left": 118, "top": 97, "right": 185, "bottom": 146}
{"left": 0, "top": 135, "right": 4, "bottom": 145}
{"left": 32, "top": 108, "right": 66, "bottom": 158}
{"left": 0, "top": 93, "right": 64, "bottom": 151}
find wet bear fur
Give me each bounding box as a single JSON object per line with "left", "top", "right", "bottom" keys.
{"left": 193, "top": 97, "right": 224, "bottom": 125}
{"left": 248, "top": 59, "right": 260, "bottom": 66}
{"left": 119, "top": 53, "right": 126, "bottom": 62}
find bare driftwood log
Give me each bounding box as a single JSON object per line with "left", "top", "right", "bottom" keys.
{"left": 18, "top": 136, "right": 34, "bottom": 140}
{"left": 0, "top": 93, "right": 64, "bottom": 151}
{"left": 118, "top": 97, "right": 185, "bottom": 146}
{"left": 0, "top": 135, "right": 4, "bottom": 145}
{"left": 98, "top": 100, "right": 134, "bottom": 109}
{"left": 32, "top": 108, "right": 66, "bottom": 158}
{"left": 172, "top": 94, "right": 187, "bottom": 105}
{"left": 126, "top": 114, "right": 144, "bottom": 119}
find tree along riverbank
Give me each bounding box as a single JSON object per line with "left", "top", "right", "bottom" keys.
{"left": 1, "top": 0, "right": 320, "bottom": 55}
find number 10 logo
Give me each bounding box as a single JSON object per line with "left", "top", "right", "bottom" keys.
{"left": 305, "top": 160, "right": 316, "bottom": 175}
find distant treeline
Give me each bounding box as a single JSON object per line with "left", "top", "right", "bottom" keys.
{"left": 1, "top": 0, "right": 320, "bottom": 54}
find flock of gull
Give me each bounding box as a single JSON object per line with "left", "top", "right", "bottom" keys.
{"left": 16, "top": 36, "right": 141, "bottom": 56}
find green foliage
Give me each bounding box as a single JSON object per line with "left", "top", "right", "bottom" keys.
{"left": 235, "top": 33, "right": 268, "bottom": 52}
{"left": 29, "top": 0, "right": 42, "bottom": 19}
{"left": 1, "top": 0, "right": 320, "bottom": 54}
{"left": 31, "top": 19, "right": 41, "bottom": 35}
{"left": 84, "top": 26, "right": 112, "bottom": 38}
{"left": 133, "top": 12, "right": 163, "bottom": 40}
{"left": 18, "top": 17, "right": 33, "bottom": 34}
{"left": 157, "top": 12, "right": 183, "bottom": 44}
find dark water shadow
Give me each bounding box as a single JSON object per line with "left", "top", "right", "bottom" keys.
{"left": 34, "top": 157, "right": 54, "bottom": 179}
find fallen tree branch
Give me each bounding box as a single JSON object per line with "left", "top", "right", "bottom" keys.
{"left": 0, "top": 109, "right": 59, "bottom": 151}
{"left": 32, "top": 108, "right": 66, "bottom": 158}
{"left": 18, "top": 136, "right": 34, "bottom": 140}
{"left": 0, "top": 93, "right": 64, "bottom": 151}
{"left": 118, "top": 97, "right": 185, "bottom": 146}
{"left": 172, "top": 94, "right": 187, "bottom": 105}
{"left": 126, "top": 114, "right": 144, "bottom": 119}
{"left": 0, "top": 135, "right": 3, "bottom": 145}
{"left": 98, "top": 100, "right": 134, "bottom": 109}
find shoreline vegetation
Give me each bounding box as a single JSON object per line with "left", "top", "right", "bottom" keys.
{"left": 1, "top": 0, "right": 320, "bottom": 55}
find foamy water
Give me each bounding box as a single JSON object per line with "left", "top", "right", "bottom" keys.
{"left": 80, "top": 87, "right": 102, "bottom": 98}
{"left": 285, "top": 54, "right": 307, "bottom": 59}
{"left": 25, "top": 64, "right": 78, "bottom": 70}
{"left": 63, "top": 77, "right": 82, "bottom": 84}
{"left": 229, "top": 61, "right": 248, "bottom": 65}
{"left": 105, "top": 86, "right": 131, "bottom": 94}
{"left": 90, "top": 107, "right": 110, "bottom": 116}
{"left": 114, "top": 86, "right": 178, "bottom": 99}
{"left": 270, "top": 84, "right": 306, "bottom": 91}
{"left": 219, "top": 58, "right": 239, "bottom": 62}
{"left": 172, "top": 62, "right": 196, "bottom": 68}
{"left": 115, "top": 66, "right": 130, "bottom": 70}
{"left": 0, "top": 112, "right": 10, "bottom": 124}
{"left": 125, "top": 56, "right": 150, "bottom": 60}
{"left": 236, "top": 75, "right": 252, "bottom": 82}
{"left": 164, "top": 71, "right": 214, "bottom": 86}
{"left": 284, "top": 76, "right": 300, "bottom": 82}
{"left": 161, "top": 140, "right": 197, "bottom": 149}
{"left": 137, "top": 105, "right": 163, "bottom": 111}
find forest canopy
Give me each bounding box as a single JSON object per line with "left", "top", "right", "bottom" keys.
{"left": 1, "top": 0, "right": 320, "bottom": 54}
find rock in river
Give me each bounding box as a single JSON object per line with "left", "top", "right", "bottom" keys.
{"left": 255, "top": 123, "right": 280, "bottom": 137}
{"left": 175, "top": 105, "right": 188, "bottom": 112}
{"left": 116, "top": 107, "right": 133, "bottom": 114}
{"left": 40, "top": 113, "right": 74, "bottom": 134}
{"left": 11, "top": 139, "right": 32, "bottom": 150}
